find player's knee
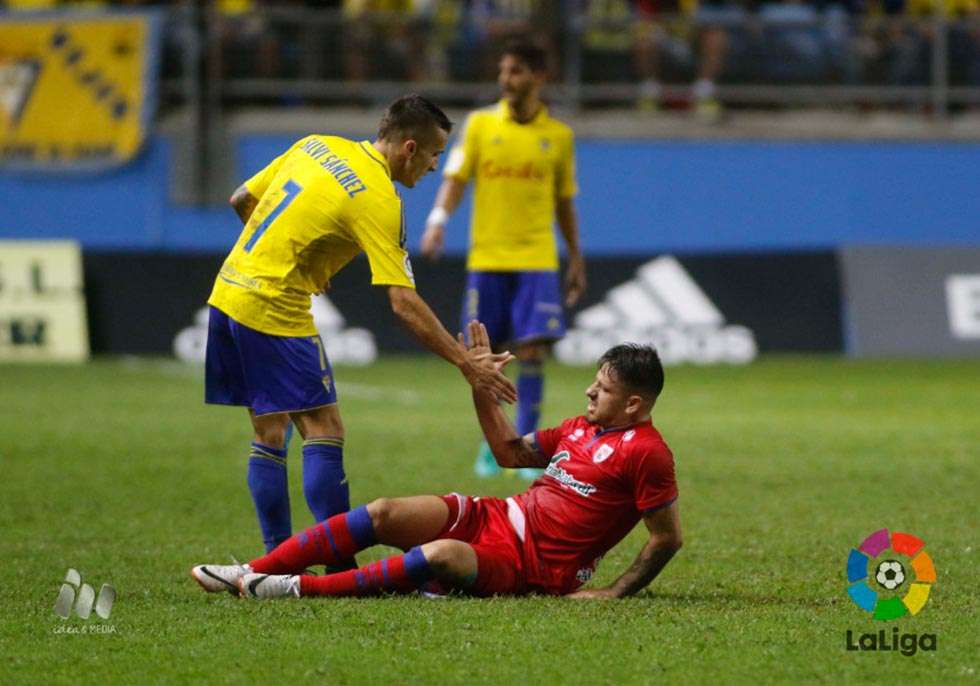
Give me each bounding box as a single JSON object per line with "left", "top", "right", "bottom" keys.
{"left": 252, "top": 418, "right": 289, "bottom": 448}
{"left": 317, "top": 406, "right": 344, "bottom": 437}
{"left": 292, "top": 406, "right": 344, "bottom": 440}
{"left": 516, "top": 343, "right": 548, "bottom": 362}
{"left": 419, "top": 539, "right": 470, "bottom": 576}
{"left": 366, "top": 497, "right": 395, "bottom": 530}
{"left": 318, "top": 418, "right": 344, "bottom": 440}
{"left": 420, "top": 540, "right": 479, "bottom": 585}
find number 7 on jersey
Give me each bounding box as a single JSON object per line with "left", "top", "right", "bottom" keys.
{"left": 243, "top": 179, "right": 303, "bottom": 253}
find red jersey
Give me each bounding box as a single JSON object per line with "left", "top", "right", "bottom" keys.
{"left": 513, "top": 416, "right": 678, "bottom": 592}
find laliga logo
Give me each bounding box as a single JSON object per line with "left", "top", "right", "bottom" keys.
{"left": 844, "top": 529, "right": 937, "bottom": 656}
{"left": 846, "top": 528, "right": 935, "bottom": 620}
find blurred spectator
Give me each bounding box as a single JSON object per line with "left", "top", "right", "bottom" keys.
{"left": 413, "top": 0, "right": 464, "bottom": 81}
{"left": 947, "top": 0, "right": 980, "bottom": 85}
{"left": 14, "top": 0, "right": 974, "bottom": 105}
{"left": 757, "top": 0, "right": 829, "bottom": 83}
{"left": 344, "top": 0, "right": 409, "bottom": 81}
{"left": 343, "top": 0, "right": 453, "bottom": 82}
{"left": 688, "top": 0, "right": 752, "bottom": 117}
{"left": 891, "top": 0, "right": 979, "bottom": 86}
{"left": 632, "top": 0, "right": 696, "bottom": 110}
{"left": 580, "top": 0, "right": 638, "bottom": 83}
{"left": 215, "top": 0, "right": 283, "bottom": 80}
{"left": 463, "top": 0, "right": 560, "bottom": 79}
{"left": 819, "top": 0, "right": 866, "bottom": 84}
{"left": 580, "top": 0, "right": 748, "bottom": 119}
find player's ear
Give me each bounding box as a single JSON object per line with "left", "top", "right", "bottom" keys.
{"left": 404, "top": 138, "right": 417, "bottom": 157}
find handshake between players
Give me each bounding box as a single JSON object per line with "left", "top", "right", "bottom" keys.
{"left": 192, "top": 321, "right": 682, "bottom": 600}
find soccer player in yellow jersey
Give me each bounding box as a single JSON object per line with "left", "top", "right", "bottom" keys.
{"left": 205, "top": 95, "right": 516, "bottom": 556}
{"left": 421, "top": 41, "right": 586, "bottom": 479}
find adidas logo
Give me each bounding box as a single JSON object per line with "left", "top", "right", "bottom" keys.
{"left": 174, "top": 295, "right": 378, "bottom": 365}
{"left": 54, "top": 568, "right": 115, "bottom": 620}
{"left": 0, "top": 58, "right": 41, "bottom": 130}
{"left": 555, "top": 256, "right": 757, "bottom": 365}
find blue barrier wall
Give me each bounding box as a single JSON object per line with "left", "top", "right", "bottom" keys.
{"left": 3, "top": 136, "right": 979, "bottom": 251}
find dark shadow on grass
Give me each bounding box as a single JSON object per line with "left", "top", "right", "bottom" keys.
{"left": 392, "top": 590, "right": 840, "bottom": 609}
{"left": 632, "top": 590, "right": 840, "bottom": 609}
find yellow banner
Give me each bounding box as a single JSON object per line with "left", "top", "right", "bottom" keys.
{"left": 0, "top": 12, "right": 160, "bottom": 169}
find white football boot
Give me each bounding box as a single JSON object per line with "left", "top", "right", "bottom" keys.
{"left": 191, "top": 562, "right": 252, "bottom": 595}
{"left": 238, "top": 573, "right": 301, "bottom": 599}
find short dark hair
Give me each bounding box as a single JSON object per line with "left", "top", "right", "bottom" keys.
{"left": 501, "top": 39, "right": 548, "bottom": 73}
{"left": 377, "top": 94, "right": 452, "bottom": 142}
{"left": 599, "top": 344, "right": 665, "bottom": 401}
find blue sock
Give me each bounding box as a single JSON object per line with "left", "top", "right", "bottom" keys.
{"left": 346, "top": 504, "right": 377, "bottom": 548}
{"left": 302, "top": 437, "right": 350, "bottom": 522}
{"left": 247, "top": 443, "right": 292, "bottom": 553}
{"left": 404, "top": 546, "right": 435, "bottom": 585}
{"left": 516, "top": 361, "right": 544, "bottom": 436}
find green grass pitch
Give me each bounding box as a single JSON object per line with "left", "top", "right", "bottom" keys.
{"left": 1, "top": 356, "right": 978, "bottom": 684}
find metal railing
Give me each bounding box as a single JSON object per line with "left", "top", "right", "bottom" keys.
{"left": 159, "top": 5, "right": 980, "bottom": 109}
{"left": 156, "top": 4, "right": 980, "bottom": 202}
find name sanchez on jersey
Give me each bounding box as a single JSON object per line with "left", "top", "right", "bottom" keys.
{"left": 299, "top": 138, "right": 368, "bottom": 198}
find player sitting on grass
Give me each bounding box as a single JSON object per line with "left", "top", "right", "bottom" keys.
{"left": 191, "top": 323, "right": 682, "bottom": 599}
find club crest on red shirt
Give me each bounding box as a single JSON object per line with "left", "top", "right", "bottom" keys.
{"left": 592, "top": 444, "right": 614, "bottom": 463}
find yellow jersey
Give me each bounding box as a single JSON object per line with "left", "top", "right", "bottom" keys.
{"left": 208, "top": 135, "right": 415, "bottom": 337}
{"left": 444, "top": 101, "right": 577, "bottom": 272}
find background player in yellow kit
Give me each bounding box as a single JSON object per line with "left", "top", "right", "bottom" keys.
{"left": 204, "top": 95, "right": 517, "bottom": 556}
{"left": 420, "top": 41, "right": 586, "bottom": 479}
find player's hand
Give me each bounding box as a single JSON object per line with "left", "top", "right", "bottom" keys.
{"left": 563, "top": 254, "right": 586, "bottom": 307}
{"left": 464, "top": 319, "right": 492, "bottom": 354}
{"left": 460, "top": 352, "right": 518, "bottom": 404}
{"left": 458, "top": 320, "right": 517, "bottom": 403}
{"left": 420, "top": 223, "right": 445, "bottom": 261}
{"left": 565, "top": 587, "right": 619, "bottom": 600}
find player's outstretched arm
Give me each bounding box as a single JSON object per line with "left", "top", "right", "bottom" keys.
{"left": 388, "top": 287, "right": 517, "bottom": 403}
{"left": 420, "top": 178, "right": 467, "bottom": 261}
{"left": 556, "top": 197, "right": 586, "bottom": 307}
{"left": 566, "top": 501, "right": 683, "bottom": 599}
{"left": 466, "top": 321, "right": 550, "bottom": 469}
{"left": 229, "top": 185, "right": 259, "bottom": 224}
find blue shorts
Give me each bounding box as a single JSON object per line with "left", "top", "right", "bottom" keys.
{"left": 204, "top": 307, "right": 337, "bottom": 416}
{"left": 461, "top": 271, "right": 566, "bottom": 346}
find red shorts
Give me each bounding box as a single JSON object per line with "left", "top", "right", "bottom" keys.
{"left": 436, "top": 493, "right": 583, "bottom": 596}
{"left": 437, "top": 494, "right": 528, "bottom": 596}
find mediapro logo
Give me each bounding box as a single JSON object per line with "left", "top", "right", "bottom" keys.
{"left": 174, "top": 295, "right": 378, "bottom": 365}
{"left": 555, "top": 256, "right": 757, "bottom": 365}
{"left": 54, "top": 568, "right": 115, "bottom": 620}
